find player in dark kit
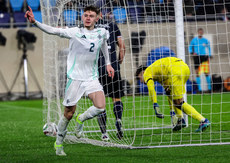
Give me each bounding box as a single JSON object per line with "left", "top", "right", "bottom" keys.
{"left": 97, "top": 12, "right": 126, "bottom": 140}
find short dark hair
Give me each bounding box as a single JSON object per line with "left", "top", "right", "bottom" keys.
{"left": 84, "top": 5, "right": 100, "bottom": 15}
{"left": 136, "top": 65, "right": 147, "bottom": 77}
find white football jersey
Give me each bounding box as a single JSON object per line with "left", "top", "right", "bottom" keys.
{"left": 35, "top": 21, "right": 110, "bottom": 81}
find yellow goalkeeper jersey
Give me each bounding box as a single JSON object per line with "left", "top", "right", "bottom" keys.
{"left": 143, "top": 57, "right": 190, "bottom": 102}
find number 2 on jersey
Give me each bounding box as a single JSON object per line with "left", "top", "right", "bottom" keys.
{"left": 89, "top": 43, "right": 95, "bottom": 52}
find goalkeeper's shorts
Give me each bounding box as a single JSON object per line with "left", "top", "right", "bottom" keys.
{"left": 63, "top": 79, "right": 103, "bottom": 106}
{"left": 164, "top": 60, "right": 190, "bottom": 100}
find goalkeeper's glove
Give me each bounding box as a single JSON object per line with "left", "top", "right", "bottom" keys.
{"left": 153, "top": 103, "right": 164, "bottom": 119}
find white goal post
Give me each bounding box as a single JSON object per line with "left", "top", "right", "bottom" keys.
{"left": 41, "top": 0, "right": 230, "bottom": 148}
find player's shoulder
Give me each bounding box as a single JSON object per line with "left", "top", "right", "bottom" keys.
{"left": 203, "top": 37, "right": 209, "bottom": 42}
{"left": 65, "top": 26, "right": 81, "bottom": 32}
{"left": 190, "top": 37, "right": 198, "bottom": 44}
{"left": 71, "top": 26, "right": 81, "bottom": 30}
{"left": 192, "top": 37, "right": 198, "bottom": 41}
{"left": 95, "top": 27, "right": 107, "bottom": 32}
{"left": 143, "top": 66, "right": 152, "bottom": 80}
{"left": 71, "top": 24, "right": 83, "bottom": 30}
{"left": 94, "top": 27, "right": 108, "bottom": 37}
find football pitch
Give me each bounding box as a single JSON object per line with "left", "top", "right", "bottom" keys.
{"left": 1, "top": 94, "right": 230, "bottom": 162}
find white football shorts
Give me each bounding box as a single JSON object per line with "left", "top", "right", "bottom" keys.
{"left": 62, "top": 79, "right": 104, "bottom": 106}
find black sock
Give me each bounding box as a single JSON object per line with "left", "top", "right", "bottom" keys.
{"left": 97, "top": 111, "right": 107, "bottom": 134}
{"left": 113, "top": 101, "right": 123, "bottom": 120}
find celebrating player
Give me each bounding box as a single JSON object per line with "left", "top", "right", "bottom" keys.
{"left": 25, "top": 6, "right": 114, "bottom": 156}
{"left": 136, "top": 57, "right": 210, "bottom": 132}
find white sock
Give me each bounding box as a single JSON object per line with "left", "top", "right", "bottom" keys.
{"left": 79, "top": 106, "right": 104, "bottom": 122}
{"left": 56, "top": 116, "right": 69, "bottom": 145}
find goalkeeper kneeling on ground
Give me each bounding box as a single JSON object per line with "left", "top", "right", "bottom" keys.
{"left": 136, "top": 57, "right": 211, "bottom": 132}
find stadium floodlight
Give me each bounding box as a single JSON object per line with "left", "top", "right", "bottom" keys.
{"left": 41, "top": 0, "right": 230, "bottom": 148}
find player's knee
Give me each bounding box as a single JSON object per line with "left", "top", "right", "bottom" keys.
{"left": 94, "top": 101, "right": 106, "bottom": 109}
{"left": 64, "top": 106, "right": 75, "bottom": 120}
{"left": 114, "top": 101, "right": 123, "bottom": 110}
{"left": 96, "top": 104, "right": 105, "bottom": 109}
{"left": 173, "top": 99, "right": 184, "bottom": 110}
{"left": 64, "top": 112, "right": 74, "bottom": 120}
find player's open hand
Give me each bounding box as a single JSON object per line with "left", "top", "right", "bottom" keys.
{"left": 106, "top": 65, "right": 114, "bottom": 79}
{"left": 25, "top": 6, "right": 35, "bottom": 23}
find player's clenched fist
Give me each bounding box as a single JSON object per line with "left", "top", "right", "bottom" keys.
{"left": 24, "top": 6, "right": 35, "bottom": 23}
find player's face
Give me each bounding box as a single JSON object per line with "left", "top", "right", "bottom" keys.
{"left": 138, "top": 71, "right": 145, "bottom": 83}
{"left": 82, "top": 11, "right": 98, "bottom": 30}
{"left": 198, "top": 30, "right": 204, "bottom": 37}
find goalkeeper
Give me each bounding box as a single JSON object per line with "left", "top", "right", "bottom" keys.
{"left": 25, "top": 6, "right": 114, "bottom": 156}
{"left": 136, "top": 57, "right": 210, "bottom": 132}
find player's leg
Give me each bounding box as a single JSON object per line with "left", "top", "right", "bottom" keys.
{"left": 168, "top": 97, "right": 180, "bottom": 127}
{"left": 174, "top": 99, "right": 210, "bottom": 132}
{"left": 55, "top": 105, "right": 76, "bottom": 156}
{"left": 113, "top": 98, "right": 124, "bottom": 139}
{"left": 172, "top": 64, "right": 210, "bottom": 132}
{"left": 168, "top": 97, "right": 186, "bottom": 131}
{"left": 84, "top": 91, "right": 106, "bottom": 121}
{"left": 205, "top": 73, "right": 211, "bottom": 91}
{"left": 110, "top": 71, "right": 125, "bottom": 139}
{"left": 169, "top": 84, "right": 186, "bottom": 131}
{"left": 54, "top": 78, "right": 82, "bottom": 156}
{"left": 201, "top": 56, "right": 211, "bottom": 91}
{"left": 76, "top": 91, "right": 105, "bottom": 138}
{"left": 194, "top": 55, "right": 202, "bottom": 92}
{"left": 97, "top": 111, "right": 109, "bottom": 141}
{"left": 165, "top": 61, "right": 187, "bottom": 131}
{"left": 97, "top": 75, "right": 109, "bottom": 141}
{"left": 76, "top": 80, "right": 105, "bottom": 138}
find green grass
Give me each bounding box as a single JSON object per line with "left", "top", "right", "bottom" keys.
{"left": 71, "top": 93, "right": 230, "bottom": 147}
{"left": 1, "top": 94, "right": 230, "bottom": 162}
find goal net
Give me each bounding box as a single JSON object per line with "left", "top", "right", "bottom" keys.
{"left": 41, "top": 0, "right": 230, "bottom": 148}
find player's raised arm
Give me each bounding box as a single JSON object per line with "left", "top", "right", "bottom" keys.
{"left": 25, "top": 6, "right": 72, "bottom": 39}
{"left": 25, "top": 6, "right": 35, "bottom": 23}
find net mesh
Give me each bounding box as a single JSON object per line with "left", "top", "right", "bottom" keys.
{"left": 41, "top": 0, "right": 230, "bottom": 148}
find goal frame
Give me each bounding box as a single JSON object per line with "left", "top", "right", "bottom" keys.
{"left": 41, "top": 0, "right": 230, "bottom": 148}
